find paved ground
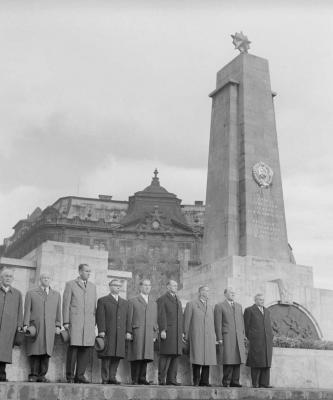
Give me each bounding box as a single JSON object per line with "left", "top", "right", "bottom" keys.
{"left": 1, "top": 382, "right": 333, "bottom": 400}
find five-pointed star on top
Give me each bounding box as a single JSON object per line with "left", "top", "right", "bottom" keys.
{"left": 231, "top": 31, "right": 251, "bottom": 53}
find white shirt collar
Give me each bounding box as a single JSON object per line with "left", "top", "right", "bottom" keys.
{"left": 141, "top": 293, "right": 149, "bottom": 303}
{"left": 1, "top": 285, "right": 10, "bottom": 293}
{"left": 112, "top": 294, "right": 119, "bottom": 301}
{"left": 41, "top": 286, "right": 50, "bottom": 294}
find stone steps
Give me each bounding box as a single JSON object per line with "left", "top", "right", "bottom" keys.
{"left": 1, "top": 382, "right": 333, "bottom": 400}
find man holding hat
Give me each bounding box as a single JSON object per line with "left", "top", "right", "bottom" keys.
{"left": 96, "top": 279, "right": 129, "bottom": 384}
{"left": 23, "top": 272, "right": 61, "bottom": 382}
{"left": 63, "top": 263, "right": 96, "bottom": 383}
{"left": 0, "top": 268, "right": 23, "bottom": 382}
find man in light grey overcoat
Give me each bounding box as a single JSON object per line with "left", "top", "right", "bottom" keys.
{"left": 63, "top": 264, "right": 97, "bottom": 383}
{"left": 214, "top": 287, "right": 246, "bottom": 387}
{"left": 23, "top": 272, "right": 61, "bottom": 382}
{"left": 183, "top": 285, "right": 216, "bottom": 386}
{"left": 126, "top": 279, "right": 158, "bottom": 385}
{"left": 0, "top": 269, "right": 23, "bottom": 382}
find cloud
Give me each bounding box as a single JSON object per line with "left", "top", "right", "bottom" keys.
{"left": 0, "top": 0, "right": 332, "bottom": 293}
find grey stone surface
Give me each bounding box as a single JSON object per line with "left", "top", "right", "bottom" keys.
{"left": 1, "top": 382, "right": 333, "bottom": 400}
{"left": 203, "top": 53, "right": 291, "bottom": 264}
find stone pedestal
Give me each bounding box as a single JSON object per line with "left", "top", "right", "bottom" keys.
{"left": 23, "top": 240, "right": 109, "bottom": 299}
{"left": 180, "top": 255, "right": 333, "bottom": 340}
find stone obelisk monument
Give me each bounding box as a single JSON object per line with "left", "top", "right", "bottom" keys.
{"left": 180, "top": 34, "right": 327, "bottom": 335}
{"left": 203, "top": 32, "right": 290, "bottom": 265}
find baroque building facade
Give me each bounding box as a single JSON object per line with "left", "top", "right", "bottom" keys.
{"left": 1, "top": 170, "right": 204, "bottom": 298}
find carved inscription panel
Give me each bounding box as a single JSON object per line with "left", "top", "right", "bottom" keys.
{"left": 251, "top": 193, "right": 284, "bottom": 240}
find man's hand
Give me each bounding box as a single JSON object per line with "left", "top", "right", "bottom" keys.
{"left": 160, "top": 330, "right": 167, "bottom": 340}
{"left": 55, "top": 327, "right": 61, "bottom": 335}
{"left": 63, "top": 323, "right": 69, "bottom": 331}
{"left": 217, "top": 339, "right": 223, "bottom": 345}
{"left": 244, "top": 337, "right": 249, "bottom": 346}
{"left": 99, "top": 332, "right": 106, "bottom": 338}
{"left": 23, "top": 325, "right": 28, "bottom": 333}
{"left": 182, "top": 333, "right": 187, "bottom": 342}
{"left": 126, "top": 332, "right": 133, "bottom": 341}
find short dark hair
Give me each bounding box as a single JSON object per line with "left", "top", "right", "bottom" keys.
{"left": 109, "top": 279, "right": 121, "bottom": 286}
{"left": 198, "top": 285, "right": 208, "bottom": 293}
{"left": 78, "top": 263, "right": 89, "bottom": 272}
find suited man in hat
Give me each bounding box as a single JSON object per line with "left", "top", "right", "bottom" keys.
{"left": 214, "top": 287, "right": 246, "bottom": 387}
{"left": 156, "top": 280, "right": 183, "bottom": 386}
{"left": 63, "top": 263, "right": 97, "bottom": 383}
{"left": 96, "top": 279, "right": 129, "bottom": 384}
{"left": 0, "top": 268, "right": 23, "bottom": 382}
{"left": 23, "top": 272, "right": 61, "bottom": 382}
{"left": 244, "top": 293, "right": 273, "bottom": 388}
{"left": 126, "top": 279, "right": 158, "bottom": 385}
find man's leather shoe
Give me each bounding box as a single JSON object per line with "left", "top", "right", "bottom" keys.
{"left": 230, "top": 382, "right": 242, "bottom": 387}
{"left": 67, "top": 378, "right": 74, "bottom": 383}
{"left": 159, "top": 381, "right": 166, "bottom": 385}
{"left": 199, "top": 382, "right": 212, "bottom": 387}
{"left": 109, "top": 379, "right": 121, "bottom": 385}
{"left": 37, "top": 377, "right": 50, "bottom": 383}
{"left": 74, "top": 377, "right": 90, "bottom": 384}
{"left": 102, "top": 380, "right": 108, "bottom": 384}
{"left": 222, "top": 383, "right": 230, "bottom": 387}
{"left": 28, "top": 376, "right": 37, "bottom": 382}
{"left": 167, "top": 381, "right": 181, "bottom": 386}
{"left": 252, "top": 384, "right": 259, "bottom": 388}
{"left": 138, "top": 379, "right": 150, "bottom": 385}
{"left": 259, "top": 385, "right": 273, "bottom": 388}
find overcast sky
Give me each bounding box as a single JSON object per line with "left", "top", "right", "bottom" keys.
{"left": 0, "top": 0, "right": 332, "bottom": 289}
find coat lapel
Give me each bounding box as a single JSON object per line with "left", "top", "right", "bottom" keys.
{"left": 75, "top": 277, "right": 86, "bottom": 290}
{"left": 108, "top": 294, "right": 118, "bottom": 305}
{"left": 196, "top": 298, "right": 207, "bottom": 312}
{"left": 138, "top": 294, "right": 147, "bottom": 307}
{"left": 253, "top": 304, "right": 264, "bottom": 318}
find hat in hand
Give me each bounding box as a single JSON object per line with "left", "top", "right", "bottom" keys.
{"left": 25, "top": 325, "right": 37, "bottom": 338}
{"left": 14, "top": 329, "right": 25, "bottom": 346}
{"left": 95, "top": 336, "right": 105, "bottom": 352}
{"left": 60, "top": 329, "right": 70, "bottom": 344}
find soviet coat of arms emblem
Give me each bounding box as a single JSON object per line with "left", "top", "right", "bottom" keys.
{"left": 252, "top": 161, "right": 273, "bottom": 188}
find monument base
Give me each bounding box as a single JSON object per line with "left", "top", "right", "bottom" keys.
{"left": 180, "top": 255, "right": 333, "bottom": 340}
{"left": 1, "top": 382, "right": 333, "bottom": 400}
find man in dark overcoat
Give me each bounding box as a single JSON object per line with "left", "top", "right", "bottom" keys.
{"left": 156, "top": 280, "right": 183, "bottom": 385}
{"left": 23, "top": 272, "right": 61, "bottom": 382}
{"left": 214, "top": 287, "right": 246, "bottom": 387}
{"left": 126, "top": 279, "right": 158, "bottom": 385}
{"left": 244, "top": 293, "right": 273, "bottom": 388}
{"left": 63, "top": 263, "right": 97, "bottom": 383}
{"left": 183, "top": 285, "right": 216, "bottom": 386}
{"left": 0, "top": 268, "right": 23, "bottom": 382}
{"left": 96, "top": 279, "right": 128, "bottom": 384}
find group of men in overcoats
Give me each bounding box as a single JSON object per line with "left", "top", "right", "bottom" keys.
{"left": 0, "top": 264, "right": 274, "bottom": 388}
